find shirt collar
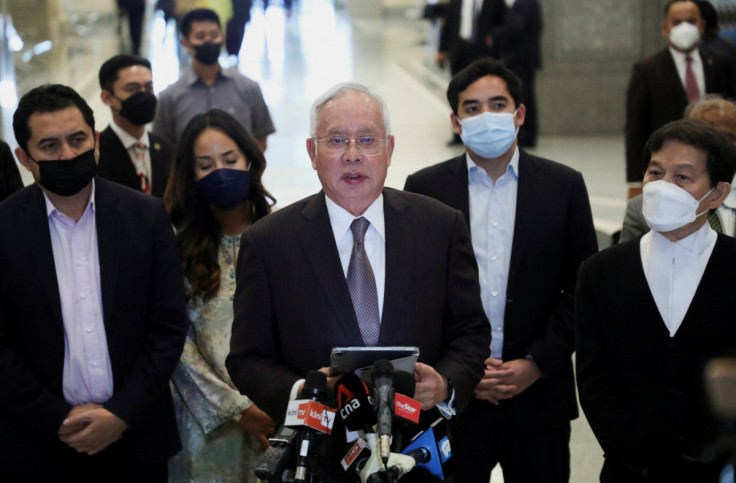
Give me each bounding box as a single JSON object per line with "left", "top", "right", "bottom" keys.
{"left": 325, "top": 193, "right": 386, "bottom": 243}
{"left": 466, "top": 146, "right": 520, "bottom": 181}
{"left": 651, "top": 219, "right": 714, "bottom": 254}
{"left": 109, "top": 121, "right": 147, "bottom": 149}
{"left": 669, "top": 45, "right": 702, "bottom": 63}
{"left": 186, "top": 64, "right": 231, "bottom": 86}
{"left": 43, "top": 178, "right": 97, "bottom": 219}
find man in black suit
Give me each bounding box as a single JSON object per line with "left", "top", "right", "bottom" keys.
{"left": 404, "top": 58, "right": 598, "bottom": 482}
{"left": 625, "top": 0, "right": 736, "bottom": 198}
{"left": 97, "top": 54, "right": 174, "bottom": 198}
{"left": 226, "top": 82, "right": 490, "bottom": 477}
{"left": 489, "top": 0, "right": 542, "bottom": 147}
{"left": 577, "top": 118, "right": 736, "bottom": 482}
{"left": 0, "top": 84, "right": 188, "bottom": 481}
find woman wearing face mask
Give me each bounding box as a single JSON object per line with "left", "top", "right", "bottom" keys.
{"left": 164, "top": 108, "right": 275, "bottom": 482}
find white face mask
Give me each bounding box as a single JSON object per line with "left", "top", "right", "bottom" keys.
{"left": 669, "top": 21, "right": 701, "bottom": 51}
{"left": 459, "top": 110, "right": 519, "bottom": 159}
{"left": 642, "top": 180, "right": 712, "bottom": 233}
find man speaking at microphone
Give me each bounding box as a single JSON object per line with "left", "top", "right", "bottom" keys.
{"left": 226, "top": 82, "right": 490, "bottom": 478}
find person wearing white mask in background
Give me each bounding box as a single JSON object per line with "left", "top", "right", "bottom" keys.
{"left": 405, "top": 58, "right": 598, "bottom": 483}
{"left": 577, "top": 118, "right": 736, "bottom": 483}
{"left": 624, "top": 0, "right": 736, "bottom": 201}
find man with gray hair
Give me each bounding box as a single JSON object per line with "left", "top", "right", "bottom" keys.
{"left": 621, "top": 95, "right": 736, "bottom": 241}
{"left": 226, "top": 82, "right": 490, "bottom": 479}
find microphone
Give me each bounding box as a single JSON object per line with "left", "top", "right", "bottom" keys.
{"left": 358, "top": 432, "right": 416, "bottom": 483}
{"left": 294, "top": 370, "right": 328, "bottom": 483}
{"left": 335, "top": 372, "right": 376, "bottom": 432}
{"left": 371, "top": 359, "right": 395, "bottom": 467}
{"left": 255, "top": 425, "right": 298, "bottom": 481}
{"left": 392, "top": 370, "right": 420, "bottom": 425}
{"left": 401, "top": 418, "right": 453, "bottom": 480}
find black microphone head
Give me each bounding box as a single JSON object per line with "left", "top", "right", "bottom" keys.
{"left": 372, "top": 359, "right": 394, "bottom": 380}
{"left": 301, "top": 370, "right": 327, "bottom": 402}
{"left": 393, "top": 370, "right": 416, "bottom": 397}
{"left": 335, "top": 373, "right": 376, "bottom": 431}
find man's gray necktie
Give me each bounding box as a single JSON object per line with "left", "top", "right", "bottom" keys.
{"left": 347, "top": 217, "right": 380, "bottom": 346}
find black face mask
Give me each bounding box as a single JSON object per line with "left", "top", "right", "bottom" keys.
{"left": 193, "top": 42, "right": 222, "bottom": 65}
{"left": 30, "top": 148, "right": 97, "bottom": 196}
{"left": 118, "top": 91, "right": 157, "bottom": 126}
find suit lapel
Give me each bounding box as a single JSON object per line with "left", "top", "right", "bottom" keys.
{"left": 298, "top": 193, "right": 364, "bottom": 341}
{"left": 445, "top": 156, "right": 471, "bottom": 225}
{"left": 701, "top": 48, "right": 718, "bottom": 92}
{"left": 93, "top": 179, "right": 122, "bottom": 328}
{"left": 20, "top": 186, "right": 65, "bottom": 334}
{"left": 507, "top": 151, "right": 538, "bottom": 291}
{"left": 379, "top": 189, "right": 413, "bottom": 343}
{"left": 661, "top": 50, "right": 688, "bottom": 106}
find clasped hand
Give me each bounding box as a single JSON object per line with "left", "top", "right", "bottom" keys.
{"left": 474, "top": 357, "right": 541, "bottom": 405}
{"left": 58, "top": 403, "right": 128, "bottom": 455}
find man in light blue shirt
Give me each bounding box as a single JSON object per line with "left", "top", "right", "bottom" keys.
{"left": 405, "top": 58, "right": 597, "bottom": 482}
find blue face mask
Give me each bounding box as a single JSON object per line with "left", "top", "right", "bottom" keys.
{"left": 196, "top": 168, "right": 250, "bottom": 210}
{"left": 459, "top": 110, "right": 519, "bottom": 159}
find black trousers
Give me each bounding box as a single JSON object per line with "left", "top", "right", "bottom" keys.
{"left": 0, "top": 439, "right": 167, "bottom": 483}
{"left": 451, "top": 398, "right": 571, "bottom": 483}
{"left": 118, "top": 0, "right": 145, "bottom": 55}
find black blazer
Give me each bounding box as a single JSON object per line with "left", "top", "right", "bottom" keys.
{"left": 226, "top": 188, "right": 491, "bottom": 421}
{"left": 625, "top": 47, "right": 736, "bottom": 183}
{"left": 491, "top": 0, "right": 542, "bottom": 71}
{"left": 0, "top": 178, "right": 188, "bottom": 475}
{"left": 0, "top": 139, "right": 23, "bottom": 202}
{"left": 97, "top": 126, "right": 174, "bottom": 198}
{"left": 439, "top": 0, "right": 506, "bottom": 57}
{"left": 575, "top": 236, "right": 736, "bottom": 475}
{"left": 404, "top": 151, "right": 598, "bottom": 429}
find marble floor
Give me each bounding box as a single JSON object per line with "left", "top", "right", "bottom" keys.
{"left": 2, "top": 0, "right": 621, "bottom": 481}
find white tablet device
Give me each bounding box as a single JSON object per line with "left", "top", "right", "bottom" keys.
{"left": 329, "top": 346, "right": 420, "bottom": 377}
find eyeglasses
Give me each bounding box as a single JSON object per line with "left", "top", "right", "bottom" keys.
{"left": 313, "top": 136, "right": 388, "bottom": 156}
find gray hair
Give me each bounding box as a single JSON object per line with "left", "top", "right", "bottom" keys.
{"left": 684, "top": 94, "right": 736, "bottom": 119}
{"left": 309, "top": 82, "right": 391, "bottom": 137}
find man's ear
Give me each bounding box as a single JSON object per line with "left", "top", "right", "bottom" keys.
{"left": 100, "top": 89, "right": 115, "bottom": 107}
{"left": 707, "top": 181, "right": 731, "bottom": 210}
{"left": 14, "top": 146, "right": 33, "bottom": 171}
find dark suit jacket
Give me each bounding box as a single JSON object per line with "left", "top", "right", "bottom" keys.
{"left": 0, "top": 140, "right": 23, "bottom": 202}
{"left": 97, "top": 125, "right": 174, "bottom": 198}
{"left": 625, "top": 47, "right": 736, "bottom": 183}
{"left": 439, "top": 0, "right": 506, "bottom": 63}
{"left": 491, "top": 0, "right": 542, "bottom": 71}
{"left": 226, "top": 188, "right": 490, "bottom": 422}
{"left": 575, "top": 236, "right": 736, "bottom": 476}
{"left": 0, "top": 178, "right": 188, "bottom": 476}
{"left": 404, "top": 151, "right": 598, "bottom": 430}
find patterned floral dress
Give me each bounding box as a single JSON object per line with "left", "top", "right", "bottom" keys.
{"left": 169, "top": 234, "right": 262, "bottom": 482}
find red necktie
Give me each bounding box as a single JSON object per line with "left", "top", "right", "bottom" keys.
{"left": 132, "top": 142, "right": 151, "bottom": 194}
{"left": 685, "top": 56, "right": 700, "bottom": 104}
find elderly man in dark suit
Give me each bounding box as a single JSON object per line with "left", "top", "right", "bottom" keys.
{"left": 0, "top": 84, "right": 188, "bottom": 481}
{"left": 226, "top": 82, "right": 490, "bottom": 479}
{"left": 404, "top": 58, "right": 598, "bottom": 482}
{"left": 625, "top": 0, "right": 736, "bottom": 199}
{"left": 577, "top": 118, "right": 736, "bottom": 482}
{"left": 97, "top": 55, "right": 174, "bottom": 198}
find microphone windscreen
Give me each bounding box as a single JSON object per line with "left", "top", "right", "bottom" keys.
{"left": 335, "top": 373, "right": 376, "bottom": 431}
{"left": 301, "top": 370, "right": 327, "bottom": 401}
{"left": 372, "top": 359, "right": 394, "bottom": 379}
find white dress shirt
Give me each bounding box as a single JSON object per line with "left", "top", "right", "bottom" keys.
{"left": 640, "top": 222, "right": 716, "bottom": 337}
{"left": 109, "top": 121, "right": 153, "bottom": 189}
{"left": 459, "top": 0, "right": 482, "bottom": 41}
{"left": 44, "top": 181, "right": 114, "bottom": 405}
{"left": 326, "top": 194, "right": 386, "bottom": 320}
{"left": 669, "top": 46, "right": 706, "bottom": 101}
{"left": 467, "top": 148, "right": 519, "bottom": 358}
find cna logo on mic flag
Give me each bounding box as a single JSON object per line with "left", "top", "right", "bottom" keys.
{"left": 284, "top": 399, "right": 335, "bottom": 434}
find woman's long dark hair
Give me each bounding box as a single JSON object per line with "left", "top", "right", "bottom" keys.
{"left": 164, "top": 108, "right": 275, "bottom": 302}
